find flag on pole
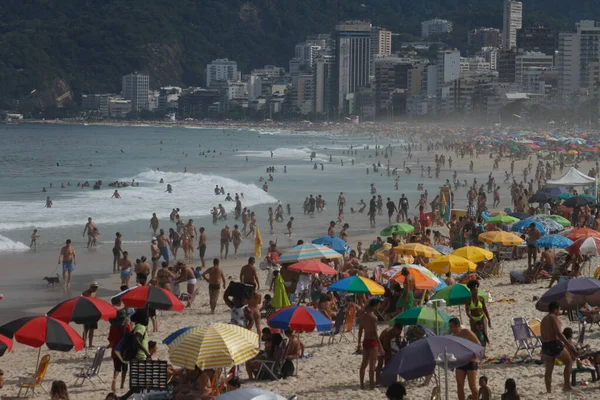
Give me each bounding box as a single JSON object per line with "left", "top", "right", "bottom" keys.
{"left": 255, "top": 225, "right": 262, "bottom": 259}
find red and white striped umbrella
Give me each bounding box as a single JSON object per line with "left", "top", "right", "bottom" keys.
{"left": 568, "top": 237, "right": 600, "bottom": 257}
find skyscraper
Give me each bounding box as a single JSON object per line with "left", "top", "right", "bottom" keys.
{"left": 206, "top": 59, "right": 238, "bottom": 88}
{"left": 314, "top": 55, "right": 334, "bottom": 116}
{"left": 334, "top": 21, "right": 372, "bottom": 116}
{"left": 122, "top": 73, "right": 149, "bottom": 111}
{"left": 370, "top": 27, "right": 392, "bottom": 72}
{"left": 502, "top": 1, "right": 523, "bottom": 50}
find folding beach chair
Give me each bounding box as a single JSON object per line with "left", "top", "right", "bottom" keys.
{"left": 511, "top": 317, "right": 538, "bottom": 357}
{"left": 320, "top": 306, "right": 345, "bottom": 345}
{"left": 73, "top": 346, "right": 107, "bottom": 386}
{"left": 527, "top": 318, "right": 543, "bottom": 350}
{"left": 17, "top": 354, "right": 50, "bottom": 397}
{"left": 257, "top": 340, "right": 287, "bottom": 380}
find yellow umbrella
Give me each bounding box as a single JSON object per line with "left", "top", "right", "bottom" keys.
{"left": 566, "top": 150, "right": 578, "bottom": 155}
{"left": 394, "top": 243, "right": 441, "bottom": 258}
{"left": 488, "top": 210, "right": 507, "bottom": 216}
{"left": 478, "top": 231, "right": 524, "bottom": 246}
{"left": 426, "top": 255, "right": 477, "bottom": 274}
{"left": 168, "top": 323, "right": 259, "bottom": 370}
{"left": 451, "top": 246, "right": 494, "bottom": 263}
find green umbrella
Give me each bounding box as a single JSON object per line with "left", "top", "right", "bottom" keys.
{"left": 390, "top": 306, "right": 451, "bottom": 333}
{"left": 557, "top": 193, "right": 573, "bottom": 200}
{"left": 380, "top": 223, "right": 414, "bottom": 236}
{"left": 581, "top": 194, "right": 596, "bottom": 200}
{"left": 430, "top": 284, "right": 489, "bottom": 307}
{"left": 538, "top": 214, "right": 571, "bottom": 227}
{"left": 487, "top": 215, "right": 520, "bottom": 224}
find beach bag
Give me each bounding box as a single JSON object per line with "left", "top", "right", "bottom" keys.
{"left": 115, "top": 329, "right": 139, "bottom": 363}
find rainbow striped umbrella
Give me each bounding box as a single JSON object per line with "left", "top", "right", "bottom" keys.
{"left": 168, "top": 323, "right": 259, "bottom": 370}
{"left": 328, "top": 276, "right": 385, "bottom": 295}
{"left": 277, "top": 244, "right": 343, "bottom": 263}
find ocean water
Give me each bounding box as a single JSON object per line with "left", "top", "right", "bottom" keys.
{"left": 0, "top": 123, "right": 422, "bottom": 252}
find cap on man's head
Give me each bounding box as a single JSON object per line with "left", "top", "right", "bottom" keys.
{"left": 90, "top": 281, "right": 99, "bottom": 287}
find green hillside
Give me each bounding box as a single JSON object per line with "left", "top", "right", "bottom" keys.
{"left": 0, "top": 0, "right": 596, "bottom": 109}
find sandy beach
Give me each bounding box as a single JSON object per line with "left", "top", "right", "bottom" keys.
{"left": 1, "top": 123, "right": 600, "bottom": 400}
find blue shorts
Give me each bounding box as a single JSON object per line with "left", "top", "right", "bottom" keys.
{"left": 62, "top": 260, "right": 74, "bottom": 272}
{"left": 120, "top": 269, "right": 131, "bottom": 279}
{"left": 159, "top": 246, "right": 169, "bottom": 261}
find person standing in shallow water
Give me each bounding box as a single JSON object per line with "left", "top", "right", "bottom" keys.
{"left": 57, "top": 239, "right": 76, "bottom": 288}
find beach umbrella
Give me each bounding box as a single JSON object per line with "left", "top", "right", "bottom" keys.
{"left": 535, "top": 278, "right": 600, "bottom": 311}
{"left": 432, "top": 245, "right": 453, "bottom": 255}
{"left": 0, "top": 316, "right": 84, "bottom": 352}
{"left": 486, "top": 215, "right": 520, "bottom": 224}
{"left": 394, "top": 243, "right": 441, "bottom": 258}
{"left": 543, "top": 187, "right": 568, "bottom": 196}
{"left": 565, "top": 228, "right": 600, "bottom": 241}
{"left": 529, "top": 191, "right": 556, "bottom": 204}
{"left": 311, "top": 235, "right": 349, "bottom": 254}
{"left": 267, "top": 305, "right": 332, "bottom": 332}
{"left": 215, "top": 387, "right": 288, "bottom": 400}
{"left": 272, "top": 274, "right": 291, "bottom": 309}
{"left": 162, "top": 326, "right": 196, "bottom": 345}
{"left": 431, "top": 284, "right": 488, "bottom": 307}
{"left": 118, "top": 285, "right": 185, "bottom": 311}
{"left": 510, "top": 220, "right": 547, "bottom": 236}
{"left": 277, "top": 244, "right": 343, "bottom": 263}
{"left": 328, "top": 276, "right": 385, "bottom": 295}
{"left": 508, "top": 211, "right": 531, "bottom": 220}
{"left": 557, "top": 193, "right": 574, "bottom": 200}
{"left": 426, "top": 255, "right": 477, "bottom": 274}
{"left": 538, "top": 214, "right": 571, "bottom": 227}
{"left": 168, "top": 323, "right": 259, "bottom": 370}
{"left": 288, "top": 259, "right": 337, "bottom": 275}
{"left": 568, "top": 236, "right": 600, "bottom": 256}
{"left": 535, "top": 235, "right": 573, "bottom": 249}
{"left": 563, "top": 195, "right": 594, "bottom": 208}
{"left": 47, "top": 296, "right": 117, "bottom": 324}
{"left": 389, "top": 306, "right": 451, "bottom": 333}
{"left": 525, "top": 216, "right": 564, "bottom": 233}
{"left": 0, "top": 334, "right": 13, "bottom": 356}
{"left": 451, "top": 246, "right": 494, "bottom": 263}
{"left": 387, "top": 265, "right": 441, "bottom": 290}
{"left": 380, "top": 223, "right": 415, "bottom": 236}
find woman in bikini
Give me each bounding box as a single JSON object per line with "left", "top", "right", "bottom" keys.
{"left": 231, "top": 225, "right": 242, "bottom": 259}
{"left": 181, "top": 232, "right": 192, "bottom": 262}
{"left": 465, "top": 279, "right": 491, "bottom": 346}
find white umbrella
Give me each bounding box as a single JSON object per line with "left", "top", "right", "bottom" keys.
{"left": 216, "top": 387, "right": 291, "bottom": 400}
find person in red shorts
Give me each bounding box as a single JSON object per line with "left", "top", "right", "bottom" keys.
{"left": 357, "top": 298, "right": 381, "bottom": 390}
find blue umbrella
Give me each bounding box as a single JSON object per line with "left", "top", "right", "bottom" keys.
{"left": 432, "top": 245, "right": 452, "bottom": 255}
{"left": 511, "top": 219, "right": 547, "bottom": 236}
{"left": 525, "top": 216, "right": 564, "bottom": 233}
{"left": 312, "top": 235, "right": 350, "bottom": 255}
{"left": 162, "top": 326, "right": 196, "bottom": 345}
{"left": 380, "top": 335, "right": 485, "bottom": 384}
{"left": 535, "top": 235, "right": 573, "bottom": 249}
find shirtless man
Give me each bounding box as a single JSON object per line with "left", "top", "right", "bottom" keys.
{"left": 112, "top": 232, "right": 123, "bottom": 273}
{"left": 83, "top": 217, "right": 96, "bottom": 248}
{"left": 57, "top": 239, "right": 76, "bottom": 288}
{"left": 220, "top": 225, "right": 231, "bottom": 259}
{"left": 176, "top": 262, "right": 197, "bottom": 307}
{"left": 82, "top": 282, "right": 99, "bottom": 347}
{"left": 397, "top": 267, "right": 415, "bottom": 313}
{"left": 184, "top": 219, "right": 198, "bottom": 244}
{"left": 449, "top": 318, "right": 481, "bottom": 400}
{"left": 197, "top": 227, "right": 207, "bottom": 267}
{"left": 327, "top": 221, "right": 335, "bottom": 237}
{"left": 240, "top": 257, "right": 260, "bottom": 291}
{"left": 150, "top": 213, "right": 159, "bottom": 235}
{"left": 150, "top": 238, "right": 160, "bottom": 279}
{"left": 337, "top": 192, "right": 346, "bottom": 213}
{"left": 525, "top": 223, "right": 542, "bottom": 270}
{"left": 156, "top": 229, "right": 170, "bottom": 271}
{"left": 202, "top": 258, "right": 226, "bottom": 314}
{"left": 375, "top": 322, "right": 404, "bottom": 384}
{"left": 283, "top": 329, "right": 304, "bottom": 378}
{"left": 540, "top": 247, "right": 556, "bottom": 276}
{"left": 357, "top": 298, "right": 381, "bottom": 390}
{"left": 541, "top": 301, "right": 577, "bottom": 393}
{"left": 245, "top": 292, "right": 262, "bottom": 336}
{"left": 231, "top": 225, "right": 242, "bottom": 259}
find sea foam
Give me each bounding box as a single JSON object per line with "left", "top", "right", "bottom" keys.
{"left": 0, "top": 235, "right": 29, "bottom": 251}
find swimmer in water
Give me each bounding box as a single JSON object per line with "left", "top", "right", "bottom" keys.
{"left": 45, "top": 197, "right": 53, "bottom": 208}
{"left": 111, "top": 190, "right": 121, "bottom": 199}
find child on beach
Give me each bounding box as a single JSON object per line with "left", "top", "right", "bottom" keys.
{"left": 478, "top": 376, "right": 491, "bottom": 400}
{"left": 30, "top": 229, "right": 40, "bottom": 251}
{"left": 92, "top": 227, "right": 99, "bottom": 247}
{"left": 286, "top": 217, "right": 294, "bottom": 237}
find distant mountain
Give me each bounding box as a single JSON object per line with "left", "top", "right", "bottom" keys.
{"left": 0, "top": 0, "right": 597, "bottom": 110}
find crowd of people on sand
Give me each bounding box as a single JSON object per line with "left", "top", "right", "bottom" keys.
{"left": 32, "top": 125, "right": 600, "bottom": 399}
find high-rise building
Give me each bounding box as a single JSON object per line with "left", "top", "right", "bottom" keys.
{"left": 514, "top": 52, "right": 554, "bottom": 89}
{"left": 290, "top": 74, "right": 314, "bottom": 115}
{"left": 577, "top": 20, "right": 600, "bottom": 89}
{"left": 370, "top": 27, "right": 392, "bottom": 71}
{"left": 294, "top": 43, "right": 322, "bottom": 69}
{"left": 516, "top": 25, "right": 558, "bottom": 55}
{"left": 81, "top": 94, "right": 110, "bottom": 116}
{"left": 374, "top": 57, "right": 411, "bottom": 115}
{"left": 314, "top": 55, "right": 334, "bottom": 115}
{"left": 334, "top": 21, "right": 372, "bottom": 115}
{"left": 468, "top": 28, "right": 502, "bottom": 50}
{"left": 498, "top": 51, "right": 517, "bottom": 83}
{"left": 122, "top": 73, "right": 149, "bottom": 111}
{"left": 436, "top": 50, "right": 461, "bottom": 100}
{"left": 557, "top": 32, "right": 580, "bottom": 94}
{"left": 421, "top": 19, "right": 453, "bottom": 38}
{"left": 477, "top": 47, "right": 499, "bottom": 70}
{"left": 206, "top": 59, "right": 238, "bottom": 88}
{"left": 502, "top": 1, "right": 523, "bottom": 50}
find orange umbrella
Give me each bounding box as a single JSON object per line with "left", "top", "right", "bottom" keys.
{"left": 565, "top": 228, "right": 600, "bottom": 241}
{"left": 389, "top": 265, "right": 440, "bottom": 290}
